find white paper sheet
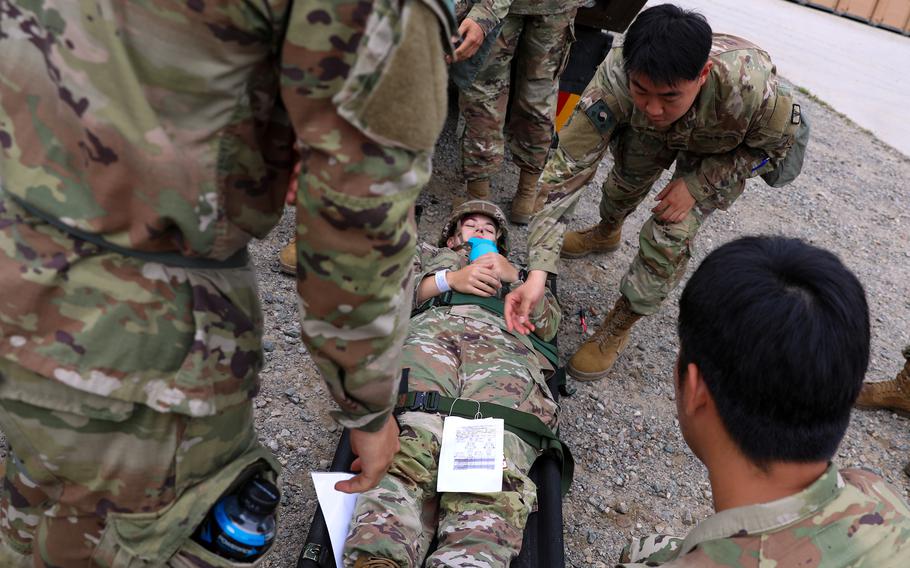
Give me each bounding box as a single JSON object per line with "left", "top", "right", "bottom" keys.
{"left": 310, "top": 472, "right": 358, "bottom": 568}
{"left": 437, "top": 416, "right": 504, "bottom": 493}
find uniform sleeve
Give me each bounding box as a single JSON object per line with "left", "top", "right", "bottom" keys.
{"left": 466, "top": 0, "right": 515, "bottom": 36}
{"left": 528, "top": 51, "right": 631, "bottom": 274}
{"left": 411, "top": 244, "right": 463, "bottom": 309}
{"left": 528, "top": 287, "right": 561, "bottom": 343}
{"left": 617, "top": 534, "right": 686, "bottom": 566}
{"left": 281, "top": 2, "right": 447, "bottom": 432}
{"left": 683, "top": 82, "right": 799, "bottom": 210}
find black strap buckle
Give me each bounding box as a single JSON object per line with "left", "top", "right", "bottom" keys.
{"left": 408, "top": 391, "right": 440, "bottom": 412}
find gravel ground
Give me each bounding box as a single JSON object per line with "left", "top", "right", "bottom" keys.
{"left": 255, "top": 85, "right": 910, "bottom": 567}
{"left": 0, "top": 84, "right": 903, "bottom": 567}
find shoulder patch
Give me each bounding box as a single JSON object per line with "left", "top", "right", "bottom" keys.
{"left": 584, "top": 100, "right": 616, "bottom": 134}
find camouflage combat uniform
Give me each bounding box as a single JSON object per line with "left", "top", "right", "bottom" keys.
{"left": 459, "top": 0, "right": 584, "bottom": 182}
{"left": 618, "top": 464, "right": 910, "bottom": 567}
{"left": 344, "top": 242, "right": 560, "bottom": 567}
{"left": 529, "top": 35, "right": 806, "bottom": 315}
{"left": 0, "top": 0, "right": 452, "bottom": 565}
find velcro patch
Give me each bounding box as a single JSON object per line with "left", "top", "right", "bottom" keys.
{"left": 791, "top": 103, "right": 801, "bottom": 125}
{"left": 584, "top": 100, "right": 616, "bottom": 135}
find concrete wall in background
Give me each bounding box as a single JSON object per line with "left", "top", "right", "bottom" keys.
{"left": 800, "top": 0, "right": 910, "bottom": 34}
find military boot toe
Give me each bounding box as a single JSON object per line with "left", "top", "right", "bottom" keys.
{"left": 854, "top": 357, "right": 910, "bottom": 417}
{"left": 561, "top": 222, "right": 622, "bottom": 259}
{"left": 567, "top": 297, "right": 642, "bottom": 382}
{"left": 278, "top": 238, "right": 296, "bottom": 275}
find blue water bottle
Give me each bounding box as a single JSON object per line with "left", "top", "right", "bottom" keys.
{"left": 194, "top": 476, "right": 279, "bottom": 561}
{"left": 467, "top": 237, "right": 498, "bottom": 262}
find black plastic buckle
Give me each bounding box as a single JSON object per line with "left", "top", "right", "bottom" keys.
{"left": 408, "top": 391, "right": 440, "bottom": 412}
{"left": 301, "top": 543, "right": 322, "bottom": 562}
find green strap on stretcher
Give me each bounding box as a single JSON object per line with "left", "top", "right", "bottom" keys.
{"left": 413, "top": 290, "right": 560, "bottom": 368}
{"left": 396, "top": 390, "right": 574, "bottom": 495}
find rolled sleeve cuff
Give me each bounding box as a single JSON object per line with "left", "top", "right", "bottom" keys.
{"left": 466, "top": 6, "right": 499, "bottom": 36}
{"left": 331, "top": 407, "right": 393, "bottom": 433}
{"left": 683, "top": 171, "right": 713, "bottom": 204}
{"left": 529, "top": 249, "right": 559, "bottom": 276}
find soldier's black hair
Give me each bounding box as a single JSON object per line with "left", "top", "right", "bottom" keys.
{"left": 677, "top": 236, "right": 869, "bottom": 466}
{"left": 623, "top": 4, "right": 712, "bottom": 86}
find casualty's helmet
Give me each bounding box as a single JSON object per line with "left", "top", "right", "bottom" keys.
{"left": 439, "top": 200, "right": 510, "bottom": 255}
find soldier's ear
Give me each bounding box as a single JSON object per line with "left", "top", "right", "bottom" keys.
{"left": 681, "top": 362, "right": 711, "bottom": 418}
{"left": 697, "top": 61, "right": 713, "bottom": 87}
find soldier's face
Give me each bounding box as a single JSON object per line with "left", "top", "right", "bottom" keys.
{"left": 629, "top": 62, "right": 713, "bottom": 128}
{"left": 452, "top": 214, "right": 497, "bottom": 245}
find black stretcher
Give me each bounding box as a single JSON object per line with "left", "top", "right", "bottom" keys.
{"left": 296, "top": 368, "right": 570, "bottom": 568}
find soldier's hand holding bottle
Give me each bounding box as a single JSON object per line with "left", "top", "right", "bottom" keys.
{"left": 449, "top": 262, "right": 501, "bottom": 297}
{"left": 474, "top": 252, "right": 519, "bottom": 283}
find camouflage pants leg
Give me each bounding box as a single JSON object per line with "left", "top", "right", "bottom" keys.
{"left": 460, "top": 14, "right": 524, "bottom": 182}
{"left": 506, "top": 11, "right": 576, "bottom": 176}
{"left": 598, "top": 126, "right": 677, "bottom": 226}
{"left": 0, "top": 362, "right": 273, "bottom": 567}
{"left": 344, "top": 311, "right": 546, "bottom": 566}
{"left": 620, "top": 202, "right": 712, "bottom": 316}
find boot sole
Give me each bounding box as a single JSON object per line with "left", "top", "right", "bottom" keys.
{"left": 854, "top": 402, "right": 910, "bottom": 419}
{"left": 560, "top": 243, "right": 621, "bottom": 259}
{"left": 566, "top": 362, "right": 611, "bottom": 382}
{"left": 278, "top": 261, "right": 295, "bottom": 276}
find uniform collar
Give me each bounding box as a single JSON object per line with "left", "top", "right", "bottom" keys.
{"left": 679, "top": 463, "right": 844, "bottom": 555}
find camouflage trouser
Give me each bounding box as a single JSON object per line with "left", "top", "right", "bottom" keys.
{"left": 343, "top": 309, "right": 556, "bottom": 567}
{"left": 460, "top": 10, "right": 576, "bottom": 181}
{"left": 599, "top": 128, "right": 727, "bottom": 316}
{"left": 0, "top": 361, "right": 278, "bottom": 568}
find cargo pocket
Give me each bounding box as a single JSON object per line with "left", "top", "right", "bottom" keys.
{"left": 91, "top": 445, "right": 279, "bottom": 568}
{"left": 334, "top": 0, "right": 449, "bottom": 152}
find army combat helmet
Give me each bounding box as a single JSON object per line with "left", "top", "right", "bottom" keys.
{"left": 439, "top": 200, "right": 510, "bottom": 256}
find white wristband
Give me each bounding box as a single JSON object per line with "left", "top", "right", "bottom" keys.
{"left": 435, "top": 270, "right": 451, "bottom": 293}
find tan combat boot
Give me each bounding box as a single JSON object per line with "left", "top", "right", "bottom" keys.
{"left": 561, "top": 221, "right": 622, "bottom": 259}
{"left": 510, "top": 170, "right": 540, "bottom": 225}
{"left": 278, "top": 237, "right": 296, "bottom": 275}
{"left": 567, "top": 296, "right": 642, "bottom": 381}
{"left": 855, "top": 354, "right": 910, "bottom": 417}
{"left": 452, "top": 179, "right": 491, "bottom": 208}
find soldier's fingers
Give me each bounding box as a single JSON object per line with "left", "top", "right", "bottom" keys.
{"left": 335, "top": 470, "right": 380, "bottom": 494}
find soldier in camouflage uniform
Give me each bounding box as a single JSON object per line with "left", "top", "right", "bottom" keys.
{"left": 0, "top": 0, "right": 453, "bottom": 565}
{"left": 504, "top": 4, "right": 810, "bottom": 381}
{"left": 343, "top": 201, "right": 561, "bottom": 567}
{"left": 454, "top": 0, "right": 584, "bottom": 223}
{"left": 618, "top": 236, "right": 910, "bottom": 567}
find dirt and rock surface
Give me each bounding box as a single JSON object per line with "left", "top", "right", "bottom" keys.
{"left": 255, "top": 86, "right": 910, "bottom": 567}
{"left": 0, "top": 84, "right": 900, "bottom": 566}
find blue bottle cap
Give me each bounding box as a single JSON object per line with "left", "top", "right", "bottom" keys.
{"left": 467, "top": 237, "right": 498, "bottom": 262}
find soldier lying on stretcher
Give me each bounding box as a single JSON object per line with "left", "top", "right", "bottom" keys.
{"left": 343, "top": 200, "right": 562, "bottom": 567}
